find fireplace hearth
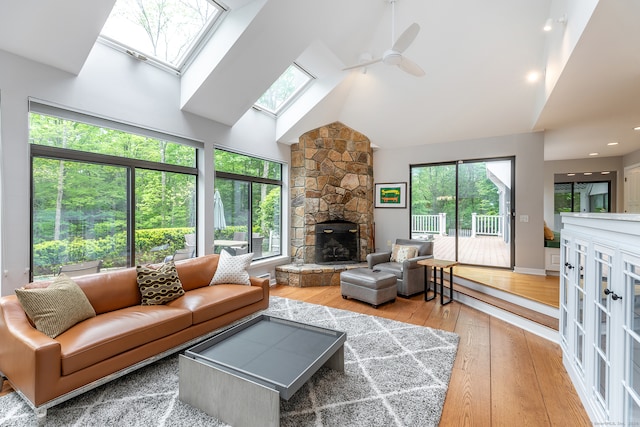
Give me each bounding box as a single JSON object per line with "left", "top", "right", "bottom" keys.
{"left": 315, "top": 220, "right": 359, "bottom": 264}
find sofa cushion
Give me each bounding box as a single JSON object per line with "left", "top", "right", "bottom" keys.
{"left": 210, "top": 250, "right": 253, "bottom": 285}
{"left": 56, "top": 305, "right": 192, "bottom": 376}
{"left": 167, "top": 284, "right": 263, "bottom": 324}
{"left": 136, "top": 261, "right": 185, "bottom": 305}
{"left": 395, "top": 238, "right": 433, "bottom": 257}
{"left": 390, "top": 244, "right": 418, "bottom": 263}
{"left": 15, "top": 275, "right": 96, "bottom": 338}
{"left": 175, "top": 254, "right": 219, "bottom": 291}
{"left": 374, "top": 262, "right": 403, "bottom": 279}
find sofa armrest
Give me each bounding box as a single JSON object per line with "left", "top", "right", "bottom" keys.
{"left": 404, "top": 254, "right": 434, "bottom": 269}
{"left": 0, "top": 295, "right": 62, "bottom": 406}
{"left": 367, "top": 251, "right": 392, "bottom": 268}
{"left": 249, "top": 276, "right": 270, "bottom": 299}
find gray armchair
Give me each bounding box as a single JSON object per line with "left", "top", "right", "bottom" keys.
{"left": 366, "top": 238, "right": 434, "bottom": 297}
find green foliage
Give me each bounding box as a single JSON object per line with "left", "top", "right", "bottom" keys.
{"left": 30, "top": 114, "right": 195, "bottom": 166}
{"left": 33, "top": 227, "right": 196, "bottom": 277}
{"left": 256, "top": 187, "right": 280, "bottom": 236}
{"left": 411, "top": 162, "right": 502, "bottom": 231}
{"left": 215, "top": 149, "right": 281, "bottom": 180}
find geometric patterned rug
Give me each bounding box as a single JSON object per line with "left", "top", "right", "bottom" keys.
{"left": 0, "top": 296, "right": 459, "bottom": 427}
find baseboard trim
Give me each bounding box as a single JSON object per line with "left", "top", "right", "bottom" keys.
{"left": 513, "top": 266, "right": 546, "bottom": 276}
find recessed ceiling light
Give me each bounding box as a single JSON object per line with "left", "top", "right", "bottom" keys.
{"left": 584, "top": 172, "right": 593, "bottom": 175}
{"left": 607, "top": 142, "right": 619, "bottom": 146}
{"left": 567, "top": 173, "right": 576, "bottom": 176}
{"left": 634, "top": 126, "right": 640, "bottom": 131}
{"left": 601, "top": 171, "right": 610, "bottom": 175}
{"left": 589, "top": 152, "right": 599, "bottom": 156}
{"left": 526, "top": 71, "right": 541, "bottom": 83}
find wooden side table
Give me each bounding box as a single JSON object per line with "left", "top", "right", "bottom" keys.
{"left": 418, "top": 258, "right": 458, "bottom": 305}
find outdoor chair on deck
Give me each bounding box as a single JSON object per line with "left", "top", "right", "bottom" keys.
{"left": 164, "top": 233, "right": 197, "bottom": 262}
{"left": 58, "top": 260, "right": 103, "bottom": 278}
{"left": 171, "top": 248, "right": 193, "bottom": 261}
{"left": 232, "top": 231, "right": 263, "bottom": 257}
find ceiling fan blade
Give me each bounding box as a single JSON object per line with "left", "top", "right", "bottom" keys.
{"left": 397, "top": 56, "right": 425, "bottom": 77}
{"left": 342, "top": 57, "right": 382, "bottom": 71}
{"left": 392, "top": 23, "right": 420, "bottom": 53}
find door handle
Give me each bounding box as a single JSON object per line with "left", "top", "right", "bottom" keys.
{"left": 604, "top": 288, "right": 623, "bottom": 301}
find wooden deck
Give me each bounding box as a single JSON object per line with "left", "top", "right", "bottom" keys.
{"left": 431, "top": 234, "right": 511, "bottom": 268}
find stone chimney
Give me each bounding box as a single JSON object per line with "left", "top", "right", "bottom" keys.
{"left": 290, "top": 122, "right": 374, "bottom": 263}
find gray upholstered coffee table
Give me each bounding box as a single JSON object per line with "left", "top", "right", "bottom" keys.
{"left": 179, "top": 314, "right": 346, "bottom": 427}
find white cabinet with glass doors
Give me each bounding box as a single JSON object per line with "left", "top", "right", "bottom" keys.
{"left": 560, "top": 213, "right": 640, "bottom": 424}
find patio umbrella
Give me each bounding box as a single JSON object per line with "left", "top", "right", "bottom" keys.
{"left": 213, "top": 189, "right": 226, "bottom": 230}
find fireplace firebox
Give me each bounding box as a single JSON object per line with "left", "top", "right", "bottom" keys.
{"left": 315, "top": 220, "right": 359, "bottom": 264}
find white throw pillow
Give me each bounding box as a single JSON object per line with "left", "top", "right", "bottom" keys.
{"left": 210, "top": 250, "right": 253, "bottom": 285}
{"left": 390, "top": 244, "right": 418, "bottom": 263}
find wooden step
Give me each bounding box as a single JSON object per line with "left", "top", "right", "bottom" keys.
{"left": 451, "top": 281, "right": 559, "bottom": 331}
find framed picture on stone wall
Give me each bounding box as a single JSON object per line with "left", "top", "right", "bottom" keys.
{"left": 375, "top": 182, "right": 406, "bottom": 208}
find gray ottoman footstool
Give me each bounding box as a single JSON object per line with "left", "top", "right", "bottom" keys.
{"left": 340, "top": 268, "right": 397, "bottom": 308}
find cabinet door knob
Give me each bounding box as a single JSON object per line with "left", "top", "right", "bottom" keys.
{"left": 604, "top": 288, "right": 623, "bottom": 301}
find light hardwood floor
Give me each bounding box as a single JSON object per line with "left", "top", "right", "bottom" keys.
{"left": 454, "top": 265, "right": 560, "bottom": 308}
{"left": 270, "top": 284, "right": 591, "bottom": 426}
{"left": 1, "top": 281, "right": 587, "bottom": 426}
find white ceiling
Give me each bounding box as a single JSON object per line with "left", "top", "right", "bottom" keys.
{"left": 1, "top": 0, "right": 639, "bottom": 161}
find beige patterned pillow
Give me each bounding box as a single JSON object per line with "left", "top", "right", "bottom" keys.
{"left": 210, "top": 250, "right": 253, "bottom": 285}
{"left": 136, "top": 261, "right": 185, "bottom": 305}
{"left": 15, "top": 274, "right": 96, "bottom": 338}
{"left": 390, "top": 244, "right": 418, "bottom": 263}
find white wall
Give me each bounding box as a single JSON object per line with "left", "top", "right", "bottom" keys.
{"left": 372, "top": 131, "right": 545, "bottom": 273}
{"left": 624, "top": 148, "right": 640, "bottom": 168}
{"left": 0, "top": 45, "right": 290, "bottom": 295}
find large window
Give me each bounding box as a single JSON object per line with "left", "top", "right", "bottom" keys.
{"left": 30, "top": 104, "right": 198, "bottom": 280}
{"left": 214, "top": 149, "right": 282, "bottom": 260}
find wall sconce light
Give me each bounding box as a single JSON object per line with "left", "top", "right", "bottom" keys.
{"left": 543, "top": 14, "right": 567, "bottom": 32}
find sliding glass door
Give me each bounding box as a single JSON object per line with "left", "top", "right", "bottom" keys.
{"left": 411, "top": 157, "right": 514, "bottom": 268}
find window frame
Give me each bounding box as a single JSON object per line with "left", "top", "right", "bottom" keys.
{"left": 98, "top": 0, "right": 228, "bottom": 74}
{"left": 214, "top": 149, "right": 283, "bottom": 260}
{"left": 253, "top": 63, "right": 315, "bottom": 116}
{"left": 29, "top": 105, "right": 199, "bottom": 281}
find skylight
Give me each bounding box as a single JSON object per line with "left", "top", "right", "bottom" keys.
{"left": 254, "top": 64, "right": 314, "bottom": 115}
{"left": 100, "top": 0, "right": 225, "bottom": 72}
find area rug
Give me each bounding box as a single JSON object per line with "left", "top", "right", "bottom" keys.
{"left": 0, "top": 296, "right": 459, "bottom": 426}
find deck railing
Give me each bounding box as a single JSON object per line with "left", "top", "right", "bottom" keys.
{"left": 471, "top": 213, "right": 503, "bottom": 237}
{"left": 411, "top": 213, "right": 446, "bottom": 236}
{"left": 412, "top": 213, "right": 503, "bottom": 238}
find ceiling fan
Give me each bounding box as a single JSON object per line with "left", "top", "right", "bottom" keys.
{"left": 343, "top": 0, "right": 425, "bottom": 77}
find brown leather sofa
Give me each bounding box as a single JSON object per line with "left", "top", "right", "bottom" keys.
{"left": 0, "top": 254, "right": 269, "bottom": 414}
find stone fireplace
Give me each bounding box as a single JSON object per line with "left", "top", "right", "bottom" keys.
{"left": 290, "top": 122, "right": 374, "bottom": 264}
{"left": 276, "top": 122, "right": 373, "bottom": 287}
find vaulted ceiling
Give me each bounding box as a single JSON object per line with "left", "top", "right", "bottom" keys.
{"left": 1, "top": 0, "right": 639, "bottom": 160}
